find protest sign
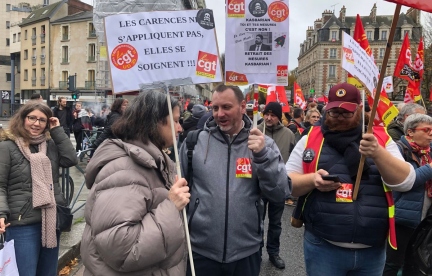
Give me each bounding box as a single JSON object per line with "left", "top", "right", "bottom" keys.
{"left": 341, "top": 31, "right": 379, "bottom": 94}
{"left": 104, "top": 10, "right": 223, "bottom": 93}
{"left": 383, "top": 76, "right": 393, "bottom": 93}
{"left": 225, "top": 0, "right": 290, "bottom": 86}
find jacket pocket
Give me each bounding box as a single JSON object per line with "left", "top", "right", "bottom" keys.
{"left": 255, "top": 201, "right": 261, "bottom": 235}
{"left": 18, "top": 197, "right": 32, "bottom": 221}
{"left": 188, "top": 198, "right": 200, "bottom": 233}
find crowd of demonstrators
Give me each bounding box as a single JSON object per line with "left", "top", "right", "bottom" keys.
{"left": 180, "top": 85, "right": 290, "bottom": 276}
{"left": 257, "top": 102, "right": 295, "bottom": 269}
{"left": 245, "top": 100, "right": 264, "bottom": 124}
{"left": 179, "top": 104, "right": 206, "bottom": 143}
{"left": 197, "top": 108, "right": 212, "bottom": 130}
{"left": 383, "top": 113, "right": 432, "bottom": 276}
{"left": 183, "top": 103, "right": 194, "bottom": 122}
{"left": 387, "top": 103, "right": 426, "bottom": 142}
{"left": 0, "top": 101, "right": 77, "bottom": 276}
{"left": 30, "top": 93, "right": 44, "bottom": 102}
{"left": 90, "top": 98, "right": 128, "bottom": 150}
{"left": 53, "top": 97, "right": 73, "bottom": 137}
{"left": 81, "top": 91, "right": 189, "bottom": 276}
{"left": 303, "top": 108, "right": 321, "bottom": 129}
{"left": 287, "top": 108, "right": 305, "bottom": 142}
{"left": 287, "top": 83, "right": 414, "bottom": 275}
{"left": 72, "top": 102, "right": 93, "bottom": 152}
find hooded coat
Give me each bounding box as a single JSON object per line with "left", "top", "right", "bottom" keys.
{"left": 81, "top": 139, "right": 186, "bottom": 276}
{"left": 387, "top": 120, "right": 404, "bottom": 142}
{"left": 258, "top": 121, "right": 296, "bottom": 163}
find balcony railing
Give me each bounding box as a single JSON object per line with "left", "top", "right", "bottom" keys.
{"left": 62, "top": 34, "right": 69, "bottom": 41}
{"left": 40, "top": 34, "right": 45, "bottom": 44}
{"left": 59, "top": 81, "right": 67, "bottom": 90}
{"left": 11, "top": 6, "right": 32, "bottom": 12}
{"left": 330, "top": 55, "right": 337, "bottom": 59}
{"left": 32, "top": 78, "right": 36, "bottom": 86}
{"left": 31, "top": 35, "right": 36, "bottom": 45}
{"left": 32, "top": 56, "right": 36, "bottom": 65}
{"left": 85, "top": 81, "right": 95, "bottom": 90}
{"left": 62, "top": 58, "right": 68, "bottom": 64}
{"left": 40, "top": 77, "right": 45, "bottom": 86}
{"left": 89, "top": 31, "right": 96, "bottom": 38}
{"left": 88, "top": 56, "right": 96, "bottom": 62}
{"left": 40, "top": 55, "right": 45, "bottom": 65}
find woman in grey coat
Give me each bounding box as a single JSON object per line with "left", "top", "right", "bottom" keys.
{"left": 0, "top": 101, "right": 78, "bottom": 276}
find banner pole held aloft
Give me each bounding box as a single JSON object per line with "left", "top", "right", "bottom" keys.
{"left": 353, "top": 4, "right": 401, "bottom": 201}
{"left": 165, "top": 85, "right": 196, "bottom": 276}
{"left": 253, "top": 84, "right": 259, "bottom": 129}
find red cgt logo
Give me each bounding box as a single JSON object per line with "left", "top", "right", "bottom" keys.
{"left": 227, "top": 0, "right": 245, "bottom": 18}
{"left": 195, "top": 51, "right": 218, "bottom": 79}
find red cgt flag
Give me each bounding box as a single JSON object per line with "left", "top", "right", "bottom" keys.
{"left": 384, "top": 0, "right": 432, "bottom": 13}
{"left": 293, "top": 82, "right": 307, "bottom": 110}
{"left": 394, "top": 33, "right": 419, "bottom": 86}
{"left": 323, "top": 94, "right": 329, "bottom": 105}
{"left": 265, "top": 86, "right": 290, "bottom": 112}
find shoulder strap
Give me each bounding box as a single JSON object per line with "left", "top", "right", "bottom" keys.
{"left": 395, "top": 140, "right": 412, "bottom": 162}
{"left": 185, "top": 129, "right": 202, "bottom": 184}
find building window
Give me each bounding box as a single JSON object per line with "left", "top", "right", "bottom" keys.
{"left": 24, "top": 69, "right": 28, "bottom": 81}
{"left": 62, "top": 26, "right": 69, "bottom": 41}
{"left": 6, "top": 21, "right": 10, "bottom": 29}
{"left": 6, "top": 38, "right": 9, "bottom": 46}
{"left": 62, "top": 46, "right": 69, "bottom": 63}
{"left": 89, "top": 22, "right": 96, "bottom": 37}
{"left": 24, "top": 50, "right": 28, "bottom": 59}
{"left": 6, "top": 73, "right": 11, "bottom": 82}
{"left": 13, "top": 34, "right": 16, "bottom": 43}
{"left": 32, "top": 69, "right": 36, "bottom": 87}
{"left": 44, "top": 0, "right": 49, "bottom": 5}
{"left": 62, "top": 71, "right": 68, "bottom": 81}
{"left": 18, "top": 32, "right": 21, "bottom": 42}
{"left": 404, "top": 30, "right": 410, "bottom": 38}
{"left": 381, "top": 30, "right": 387, "bottom": 40}
{"left": 86, "top": 70, "right": 95, "bottom": 89}
{"left": 41, "top": 68, "right": 45, "bottom": 86}
{"left": 32, "top": 48, "right": 37, "bottom": 65}
{"left": 380, "top": 48, "right": 385, "bottom": 59}
{"left": 331, "top": 31, "right": 337, "bottom": 41}
{"left": 330, "top": 48, "right": 337, "bottom": 59}
{"left": 6, "top": 4, "right": 11, "bottom": 12}
{"left": 367, "top": 31, "right": 372, "bottom": 40}
{"left": 32, "top": 28, "right": 36, "bottom": 45}
{"left": 25, "top": 30, "right": 27, "bottom": 40}
{"left": 41, "top": 46, "right": 45, "bottom": 65}
{"left": 88, "top": 44, "right": 96, "bottom": 62}
{"left": 329, "top": 65, "right": 336, "bottom": 77}
{"left": 379, "top": 64, "right": 382, "bottom": 72}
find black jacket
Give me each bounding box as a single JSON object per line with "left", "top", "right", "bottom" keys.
{"left": 53, "top": 106, "right": 73, "bottom": 130}
{"left": 179, "top": 116, "right": 200, "bottom": 143}
{"left": 93, "top": 111, "right": 121, "bottom": 148}
{"left": 0, "top": 127, "right": 78, "bottom": 226}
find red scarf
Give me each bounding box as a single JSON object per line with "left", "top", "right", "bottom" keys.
{"left": 405, "top": 135, "right": 432, "bottom": 197}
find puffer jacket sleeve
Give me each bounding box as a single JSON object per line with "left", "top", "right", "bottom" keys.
{"left": 0, "top": 142, "right": 11, "bottom": 220}
{"left": 252, "top": 137, "right": 292, "bottom": 203}
{"left": 50, "top": 126, "right": 78, "bottom": 168}
{"left": 91, "top": 176, "right": 184, "bottom": 272}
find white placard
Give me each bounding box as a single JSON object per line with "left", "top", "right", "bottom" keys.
{"left": 383, "top": 76, "right": 394, "bottom": 93}
{"left": 104, "top": 10, "right": 222, "bottom": 94}
{"left": 341, "top": 32, "right": 379, "bottom": 93}
{"left": 225, "top": 0, "right": 289, "bottom": 86}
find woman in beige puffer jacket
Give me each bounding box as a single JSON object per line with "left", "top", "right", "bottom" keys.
{"left": 81, "top": 91, "right": 190, "bottom": 276}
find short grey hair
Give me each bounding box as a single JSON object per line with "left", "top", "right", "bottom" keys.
{"left": 397, "top": 103, "right": 425, "bottom": 121}
{"left": 404, "top": 113, "right": 432, "bottom": 135}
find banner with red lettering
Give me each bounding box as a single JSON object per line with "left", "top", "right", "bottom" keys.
{"left": 225, "top": 0, "right": 290, "bottom": 86}
{"left": 384, "top": 0, "right": 432, "bottom": 13}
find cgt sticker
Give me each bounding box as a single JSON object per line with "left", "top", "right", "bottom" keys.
{"left": 268, "top": 1, "right": 289, "bottom": 22}
{"left": 195, "top": 51, "right": 217, "bottom": 79}
{"left": 249, "top": 0, "right": 267, "bottom": 17}
{"left": 236, "top": 158, "right": 252, "bottom": 178}
{"left": 277, "top": 65, "right": 288, "bottom": 85}
{"left": 302, "top": 149, "right": 315, "bottom": 163}
{"left": 226, "top": 71, "right": 249, "bottom": 85}
{"left": 111, "top": 44, "right": 138, "bottom": 70}
{"left": 336, "top": 184, "right": 353, "bottom": 202}
{"left": 227, "top": 0, "right": 245, "bottom": 18}
{"left": 343, "top": 47, "right": 355, "bottom": 65}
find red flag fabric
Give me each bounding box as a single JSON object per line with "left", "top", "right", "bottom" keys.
{"left": 184, "top": 101, "right": 189, "bottom": 110}
{"left": 430, "top": 87, "right": 432, "bottom": 102}
{"left": 404, "top": 85, "right": 415, "bottom": 103}
{"left": 394, "top": 34, "right": 418, "bottom": 86}
{"left": 204, "top": 100, "right": 208, "bottom": 106}
{"left": 313, "top": 94, "right": 317, "bottom": 103}
{"left": 384, "top": 0, "right": 432, "bottom": 13}
{"left": 293, "top": 82, "right": 307, "bottom": 110}
{"left": 323, "top": 94, "right": 329, "bottom": 105}
{"left": 265, "top": 86, "right": 290, "bottom": 112}
{"left": 247, "top": 93, "right": 250, "bottom": 102}
{"left": 414, "top": 37, "right": 424, "bottom": 80}
{"left": 353, "top": 14, "right": 372, "bottom": 56}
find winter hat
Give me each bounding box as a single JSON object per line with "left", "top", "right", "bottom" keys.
{"left": 192, "top": 105, "right": 206, "bottom": 119}
{"left": 246, "top": 100, "right": 254, "bottom": 112}
{"left": 263, "top": 102, "right": 282, "bottom": 122}
{"left": 187, "top": 103, "right": 194, "bottom": 112}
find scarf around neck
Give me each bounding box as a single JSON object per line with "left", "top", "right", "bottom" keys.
{"left": 321, "top": 113, "right": 370, "bottom": 182}
{"left": 15, "top": 134, "right": 57, "bottom": 248}
{"left": 405, "top": 135, "right": 432, "bottom": 197}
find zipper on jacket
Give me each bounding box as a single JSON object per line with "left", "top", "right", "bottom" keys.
{"left": 188, "top": 198, "right": 200, "bottom": 232}
{"left": 18, "top": 197, "right": 32, "bottom": 221}
{"left": 255, "top": 201, "right": 261, "bottom": 234}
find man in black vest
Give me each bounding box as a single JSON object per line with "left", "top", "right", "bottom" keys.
{"left": 286, "top": 83, "right": 414, "bottom": 276}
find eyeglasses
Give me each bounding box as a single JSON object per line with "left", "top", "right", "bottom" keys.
{"left": 327, "top": 110, "right": 355, "bottom": 118}
{"left": 311, "top": 116, "right": 320, "bottom": 119}
{"left": 27, "top": 116, "right": 47, "bottom": 125}
{"left": 411, "top": 128, "right": 432, "bottom": 134}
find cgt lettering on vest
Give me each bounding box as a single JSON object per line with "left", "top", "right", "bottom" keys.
{"left": 236, "top": 158, "right": 252, "bottom": 178}
{"left": 336, "top": 184, "right": 353, "bottom": 202}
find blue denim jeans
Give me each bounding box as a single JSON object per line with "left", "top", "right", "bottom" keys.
{"left": 5, "top": 223, "right": 60, "bottom": 276}
{"left": 303, "top": 229, "right": 386, "bottom": 276}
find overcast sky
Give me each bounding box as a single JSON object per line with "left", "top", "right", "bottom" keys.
{"left": 82, "top": 0, "right": 426, "bottom": 72}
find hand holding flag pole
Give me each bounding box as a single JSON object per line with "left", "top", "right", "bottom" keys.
{"left": 353, "top": 4, "right": 401, "bottom": 200}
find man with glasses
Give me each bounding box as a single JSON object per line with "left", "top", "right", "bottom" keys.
{"left": 257, "top": 102, "right": 295, "bottom": 269}
{"left": 286, "top": 83, "right": 415, "bottom": 275}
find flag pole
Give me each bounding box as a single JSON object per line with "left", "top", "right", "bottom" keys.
{"left": 253, "top": 84, "right": 259, "bottom": 128}
{"left": 165, "top": 85, "right": 196, "bottom": 276}
{"left": 353, "top": 4, "right": 401, "bottom": 201}
{"left": 362, "top": 90, "right": 365, "bottom": 135}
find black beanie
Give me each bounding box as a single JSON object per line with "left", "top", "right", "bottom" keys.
{"left": 264, "top": 102, "right": 282, "bottom": 122}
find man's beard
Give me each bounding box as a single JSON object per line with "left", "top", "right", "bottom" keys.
{"left": 364, "top": 113, "right": 370, "bottom": 126}
{"left": 324, "top": 109, "right": 362, "bottom": 131}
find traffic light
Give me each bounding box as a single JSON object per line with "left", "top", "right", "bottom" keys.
{"left": 72, "top": 91, "right": 80, "bottom": 100}
{"left": 67, "top": 76, "right": 75, "bottom": 91}
{"left": 310, "top": 89, "right": 315, "bottom": 94}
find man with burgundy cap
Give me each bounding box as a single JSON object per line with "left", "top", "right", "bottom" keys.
{"left": 257, "top": 102, "right": 295, "bottom": 269}
{"left": 286, "top": 83, "right": 415, "bottom": 275}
